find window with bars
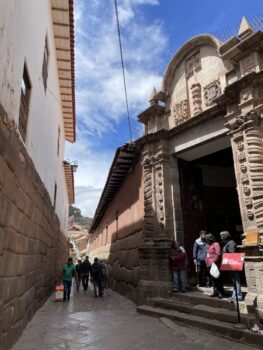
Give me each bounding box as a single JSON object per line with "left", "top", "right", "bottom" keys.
{"left": 42, "top": 36, "right": 49, "bottom": 92}
{"left": 18, "top": 63, "right": 31, "bottom": 142}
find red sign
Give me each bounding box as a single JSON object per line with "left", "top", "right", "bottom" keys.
{"left": 220, "top": 253, "right": 245, "bottom": 271}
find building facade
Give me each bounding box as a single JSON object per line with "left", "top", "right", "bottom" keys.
{"left": 0, "top": 1, "right": 76, "bottom": 348}
{"left": 89, "top": 18, "right": 263, "bottom": 317}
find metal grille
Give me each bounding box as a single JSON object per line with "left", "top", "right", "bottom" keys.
{"left": 211, "top": 14, "right": 263, "bottom": 42}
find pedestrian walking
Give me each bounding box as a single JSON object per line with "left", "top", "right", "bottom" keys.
{"left": 62, "top": 257, "right": 77, "bottom": 301}
{"left": 220, "top": 230, "right": 243, "bottom": 302}
{"left": 81, "top": 256, "right": 92, "bottom": 292}
{"left": 169, "top": 241, "right": 187, "bottom": 292}
{"left": 91, "top": 257, "right": 104, "bottom": 297}
{"left": 205, "top": 233, "right": 225, "bottom": 299}
{"left": 193, "top": 230, "right": 210, "bottom": 287}
{"left": 75, "top": 259, "right": 82, "bottom": 292}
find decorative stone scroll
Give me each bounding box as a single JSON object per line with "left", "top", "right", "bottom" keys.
{"left": 155, "top": 164, "right": 165, "bottom": 222}
{"left": 185, "top": 51, "right": 201, "bottom": 78}
{"left": 204, "top": 79, "right": 221, "bottom": 106}
{"left": 173, "top": 99, "right": 189, "bottom": 126}
{"left": 191, "top": 83, "right": 202, "bottom": 115}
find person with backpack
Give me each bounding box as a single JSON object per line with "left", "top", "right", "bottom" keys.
{"left": 81, "top": 256, "right": 92, "bottom": 292}
{"left": 91, "top": 257, "right": 104, "bottom": 297}
{"left": 220, "top": 231, "right": 243, "bottom": 302}
{"left": 168, "top": 241, "right": 187, "bottom": 292}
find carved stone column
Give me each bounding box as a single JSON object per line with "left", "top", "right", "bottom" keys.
{"left": 138, "top": 133, "right": 176, "bottom": 302}
{"left": 225, "top": 108, "right": 263, "bottom": 312}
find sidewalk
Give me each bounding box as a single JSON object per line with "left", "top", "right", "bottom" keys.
{"left": 13, "top": 287, "right": 259, "bottom": 350}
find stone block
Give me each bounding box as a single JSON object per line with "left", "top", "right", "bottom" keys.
{"left": 2, "top": 305, "right": 14, "bottom": 333}
{"left": 0, "top": 192, "right": 9, "bottom": 229}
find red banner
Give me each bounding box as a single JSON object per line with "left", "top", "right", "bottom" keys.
{"left": 220, "top": 253, "right": 245, "bottom": 271}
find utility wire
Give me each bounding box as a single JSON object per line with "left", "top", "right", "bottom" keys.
{"left": 114, "top": 0, "right": 133, "bottom": 142}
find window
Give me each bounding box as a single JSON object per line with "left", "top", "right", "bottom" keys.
{"left": 57, "top": 126, "right": 60, "bottom": 156}
{"left": 18, "top": 63, "right": 31, "bottom": 142}
{"left": 42, "top": 36, "right": 49, "bottom": 92}
{"left": 54, "top": 183, "right": 57, "bottom": 209}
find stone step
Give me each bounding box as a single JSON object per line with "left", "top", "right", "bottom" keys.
{"left": 137, "top": 305, "right": 262, "bottom": 348}
{"left": 163, "top": 291, "right": 248, "bottom": 313}
{"left": 152, "top": 298, "right": 255, "bottom": 326}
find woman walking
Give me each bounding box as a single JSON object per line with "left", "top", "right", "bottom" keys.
{"left": 205, "top": 233, "right": 225, "bottom": 299}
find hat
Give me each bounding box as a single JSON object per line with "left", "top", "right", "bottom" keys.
{"left": 220, "top": 231, "right": 231, "bottom": 238}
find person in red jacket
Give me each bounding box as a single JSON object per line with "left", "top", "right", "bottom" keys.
{"left": 169, "top": 241, "right": 187, "bottom": 292}
{"left": 205, "top": 233, "right": 225, "bottom": 298}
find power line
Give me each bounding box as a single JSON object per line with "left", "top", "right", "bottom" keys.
{"left": 114, "top": 0, "right": 133, "bottom": 142}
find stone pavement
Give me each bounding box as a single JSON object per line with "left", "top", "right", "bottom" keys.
{"left": 13, "top": 288, "right": 259, "bottom": 350}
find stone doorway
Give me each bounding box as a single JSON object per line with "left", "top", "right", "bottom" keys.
{"left": 178, "top": 147, "right": 243, "bottom": 283}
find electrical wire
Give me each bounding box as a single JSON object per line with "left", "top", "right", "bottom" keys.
{"left": 114, "top": 0, "right": 133, "bottom": 142}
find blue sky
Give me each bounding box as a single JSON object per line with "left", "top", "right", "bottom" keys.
{"left": 66, "top": 0, "right": 262, "bottom": 217}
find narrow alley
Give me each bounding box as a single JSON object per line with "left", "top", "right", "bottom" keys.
{"left": 13, "top": 289, "right": 259, "bottom": 350}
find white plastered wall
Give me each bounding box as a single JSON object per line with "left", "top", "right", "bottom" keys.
{"left": 0, "top": 0, "right": 70, "bottom": 234}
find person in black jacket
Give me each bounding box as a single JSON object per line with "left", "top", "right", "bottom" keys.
{"left": 220, "top": 231, "right": 243, "bottom": 301}
{"left": 91, "top": 258, "right": 104, "bottom": 297}
{"left": 75, "top": 259, "right": 82, "bottom": 292}
{"left": 81, "top": 256, "right": 92, "bottom": 292}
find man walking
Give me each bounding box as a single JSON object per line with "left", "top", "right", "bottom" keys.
{"left": 91, "top": 258, "right": 104, "bottom": 297}
{"left": 193, "top": 230, "right": 209, "bottom": 287}
{"left": 220, "top": 231, "right": 243, "bottom": 302}
{"left": 62, "top": 257, "right": 77, "bottom": 301}
{"left": 81, "top": 256, "right": 91, "bottom": 292}
{"left": 75, "top": 259, "right": 82, "bottom": 292}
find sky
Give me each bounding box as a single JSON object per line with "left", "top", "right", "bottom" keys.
{"left": 66, "top": 0, "right": 263, "bottom": 218}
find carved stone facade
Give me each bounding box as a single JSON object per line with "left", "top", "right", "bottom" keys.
{"left": 173, "top": 99, "right": 189, "bottom": 126}
{"left": 89, "top": 21, "right": 263, "bottom": 318}
{"left": 204, "top": 79, "right": 221, "bottom": 106}
{"left": 185, "top": 51, "right": 201, "bottom": 78}
{"left": 191, "top": 83, "right": 202, "bottom": 115}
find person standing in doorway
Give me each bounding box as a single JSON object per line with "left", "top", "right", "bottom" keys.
{"left": 75, "top": 259, "right": 82, "bottom": 292}
{"left": 193, "top": 230, "right": 209, "bottom": 287}
{"left": 205, "top": 233, "right": 225, "bottom": 299}
{"left": 169, "top": 241, "right": 187, "bottom": 292}
{"left": 91, "top": 258, "right": 104, "bottom": 297}
{"left": 81, "top": 256, "right": 92, "bottom": 292}
{"left": 220, "top": 231, "right": 243, "bottom": 302}
{"left": 62, "top": 257, "right": 77, "bottom": 301}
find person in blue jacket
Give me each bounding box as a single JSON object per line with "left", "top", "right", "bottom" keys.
{"left": 193, "top": 230, "right": 209, "bottom": 287}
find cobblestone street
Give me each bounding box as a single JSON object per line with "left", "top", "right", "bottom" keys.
{"left": 13, "top": 288, "right": 259, "bottom": 350}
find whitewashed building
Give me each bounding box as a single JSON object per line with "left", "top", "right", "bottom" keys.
{"left": 0, "top": 0, "right": 76, "bottom": 233}
{"left": 0, "top": 1, "right": 76, "bottom": 348}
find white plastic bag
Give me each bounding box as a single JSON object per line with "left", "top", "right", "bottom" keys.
{"left": 210, "top": 262, "right": 220, "bottom": 279}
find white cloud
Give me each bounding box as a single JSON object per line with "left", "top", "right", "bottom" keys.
{"left": 66, "top": 0, "right": 168, "bottom": 217}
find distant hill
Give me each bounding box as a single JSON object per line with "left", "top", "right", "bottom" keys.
{"left": 69, "top": 205, "right": 93, "bottom": 230}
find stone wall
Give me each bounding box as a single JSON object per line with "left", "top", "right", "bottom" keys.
{"left": 0, "top": 109, "right": 68, "bottom": 350}
{"left": 89, "top": 158, "right": 144, "bottom": 303}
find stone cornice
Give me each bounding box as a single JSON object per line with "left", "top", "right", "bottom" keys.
{"left": 137, "top": 104, "right": 165, "bottom": 124}
{"left": 168, "top": 104, "right": 226, "bottom": 138}
{"left": 224, "top": 71, "right": 263, "bottom": 100}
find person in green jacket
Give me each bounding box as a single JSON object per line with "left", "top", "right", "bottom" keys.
{"left": 62, "top": 257, "right": 77, "bottom": 301}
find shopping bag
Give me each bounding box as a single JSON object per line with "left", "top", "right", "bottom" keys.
{"left": 210, "top": 262, "right": 220, "bottom": 279}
